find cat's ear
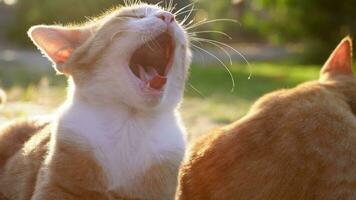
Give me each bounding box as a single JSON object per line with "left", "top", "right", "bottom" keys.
{"left": 320, "top": 36, "right": 353, "bottom": 78}
{"left": 28, "top": 25, "right": 92, "bottom": 74}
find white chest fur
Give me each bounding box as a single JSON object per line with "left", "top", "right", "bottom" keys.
{"left": 56, "top": 99, "right": 186, "bottom": 198}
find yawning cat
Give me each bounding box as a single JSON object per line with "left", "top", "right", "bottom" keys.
{"left": 176, "top": 37, "right": 356, "bottom": 200}
{"left": 0, "top": 2, "right": 191, "bottom": 200}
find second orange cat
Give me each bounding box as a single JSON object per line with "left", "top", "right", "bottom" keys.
{"left": 177, "top": 37, "right": 356, "bottom": 200}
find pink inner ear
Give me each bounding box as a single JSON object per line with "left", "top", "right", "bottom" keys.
{"left": 28, "top": 26, "right": 89, "bottom": 66}
{"left": 321, "top": 37, "right": 353, "bottom": 75}
{"left": 53, "top": 48, "right": 73, "bottom": 64}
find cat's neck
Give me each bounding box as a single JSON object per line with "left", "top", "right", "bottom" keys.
{"left": 54, "top": 85, "right": 186, "bottom": 194}
{"left": 55, "top": 87, "right": 180, "bottom": 140}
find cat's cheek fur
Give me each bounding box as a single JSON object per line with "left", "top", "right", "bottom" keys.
{"left": 162, "top": 47, "right": 192, "bottom": 110}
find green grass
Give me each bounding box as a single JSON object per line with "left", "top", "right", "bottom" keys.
{"left": 187, "top": 62, "right": 320, "bottom": 100}
{"left": 0, "top": 62, "right": 323, "bottom": 138}
{"left": 0, "top": 64, "right": 66, "bottom": 89}
{"left": 181, "top": 62, "right": 321, "bottom": 138}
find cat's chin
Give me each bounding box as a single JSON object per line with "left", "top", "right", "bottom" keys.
{"left": 140, "top": 81, "right": 165, "bottom": 98}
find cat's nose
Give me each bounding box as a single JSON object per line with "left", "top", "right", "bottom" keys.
{"left": 156, "top": 12, "right": 175, "bottom": 24}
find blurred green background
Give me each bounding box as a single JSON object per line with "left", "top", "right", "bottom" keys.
{"left": 0, "top": 0, "right": 355, "bottom": 138}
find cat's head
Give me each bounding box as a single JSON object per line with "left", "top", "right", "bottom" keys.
{"left": 28, "top": 3, "right": 191, "bottom": 111}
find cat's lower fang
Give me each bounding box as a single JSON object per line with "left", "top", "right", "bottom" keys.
{"left": 138, "top": 65, "right": 161, "bottom": 83}
{"left": 138, "top": 65, "right": 167, "bottom": 90}
{"left": 137, "top": 65, "right": 144, "bottom": 81}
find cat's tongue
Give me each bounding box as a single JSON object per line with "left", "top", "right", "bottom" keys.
{"left": 149, "top": 75, "right": 167, "bottom": 90}
{"left": 137, "top": 65, "right": 167, "bottom": 90}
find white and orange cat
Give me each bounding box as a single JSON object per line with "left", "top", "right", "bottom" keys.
{"left": 0, "top": 2, "right": 191, "bottom": 200}
{"left": 176, "top": 37, "right": 356, "bottom": 200}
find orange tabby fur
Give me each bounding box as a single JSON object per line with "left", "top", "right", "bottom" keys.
{"left": 0, "top": 120, "right": 115, "bottom": 200}
{"left": 176, "top": 37, "right": 356, "bottom": 200}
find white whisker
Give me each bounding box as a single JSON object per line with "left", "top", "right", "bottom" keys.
{"left": 169, "top": 3, "right": 178, "bottom": 13}
{"left": 155, "top": 1, "right": 164, "bottom": 7}
{"left": 191, "top": 43, "right": 235, "bottom": 92}
{"left": 163, "top": 0, "right": 167, "bottom": 11}
{"left": 188, "top": 83, "right": 205, "bottom": 98}
{"left": 174, "top": 2, "right": 195, "bottom": 16}
{"left": 183, "top": 17, "right": 207, "bottom": 29}
{"left": 183, "top": 19, "right": 195, "bottom": 28}
{"left": 191, "top": 37, "right": 233, "bottom": 66}
{"left": 190, "top": 39, "right": 207, "bottom": 65}
{"left": 123, "top": 0, "right": 128, "bottom": 6}
{"left": 176, "top": 8, "right": 199, "bottom": 18}
{"left": 186, "top": 19, "right": 239, "bottom": 30}
{"left": 180, "top": 5, "right": 196, "bottom": 26}
{"left": 194, "top": 38, "right": 252, "bottom": 78}
{"left": 189, "top": 30, "right": 232, "bottom": 40}
{"left": 167, "top": 0, "right": 174, "bottom": 12}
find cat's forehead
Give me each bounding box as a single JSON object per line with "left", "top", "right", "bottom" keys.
{"left": 118, "top": 4, "right": 164, "bottom": 15}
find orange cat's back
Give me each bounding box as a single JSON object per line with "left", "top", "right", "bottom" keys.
{"left": 177, "top": 37, "right": 356, "bottom": 200}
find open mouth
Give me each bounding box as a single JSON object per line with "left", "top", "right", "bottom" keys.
{"left": 129, "top": 32, "right": 175, "bottom": 91}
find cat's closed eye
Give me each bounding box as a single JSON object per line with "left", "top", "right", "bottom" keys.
{"left": 118, "top": 14, "right": 145, "bottom": 19}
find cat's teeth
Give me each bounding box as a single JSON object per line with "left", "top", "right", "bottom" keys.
{"left": 138, "top": 65, "right": 147, "bottom": 81}
{"left": 138, "top": 65, "right": 161, "bottom": 83}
